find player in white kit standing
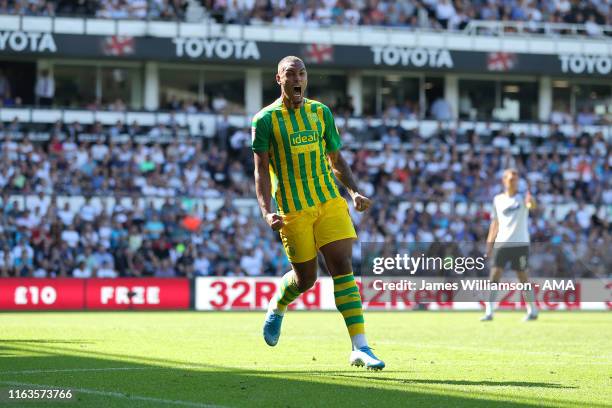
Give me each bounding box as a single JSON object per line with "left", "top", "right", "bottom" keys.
{"left": 483, "top": 168, "right": 539, "bottom": 322}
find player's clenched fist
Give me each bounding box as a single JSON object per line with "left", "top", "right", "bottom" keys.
{"left": 352, "top": 193, "right": 372, "bottom": 212}
{"left": 265, "top": 213, "right": 284, "bottom": 231}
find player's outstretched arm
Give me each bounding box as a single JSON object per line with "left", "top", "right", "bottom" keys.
{"left": 254, "top": 151, "right": 283, "bottom": 231}
{"left": 327, "top": 150, "right": 371, "bottom": 212}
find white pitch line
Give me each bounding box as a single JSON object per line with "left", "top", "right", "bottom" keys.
{"left": 0, "top": 380, "right": 226, "bottom": 408}
{"left": 0, "top": 367, "right": 164, "bottom": 375}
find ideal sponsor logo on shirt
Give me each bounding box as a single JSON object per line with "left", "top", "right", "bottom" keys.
{"left": 289, "top": 130, "right": 319, "bottom": 153}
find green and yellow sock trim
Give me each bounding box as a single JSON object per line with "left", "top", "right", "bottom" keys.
{"left": 333, "top": 273, "right": 365, "bottom": 337}
{"left": 276, "top": 273, "right": 302, "bottom": 312}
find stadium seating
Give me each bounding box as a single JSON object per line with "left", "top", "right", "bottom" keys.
{"left": 0, "top": 115, "right": 609, "bottom": 278}
{"left": 0, "top": 0, "right": 609, "bottom": 36}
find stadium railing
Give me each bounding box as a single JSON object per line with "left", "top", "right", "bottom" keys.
{"left": 464, "top": 20, "right": 612, "bottom": 38}
{"left": 6, "top": 194, "right": 259, "bottom": 218}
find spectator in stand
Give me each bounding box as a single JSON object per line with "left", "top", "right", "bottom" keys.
{"left": 230, "top": 127, "right": 250, "bottom": 151}
{"left": 0, "top": 69, "right": 10, "bottom": 103}
{"left": 585, "top": 14, "right": 603, "bottom": 36}
{"left": 435, "top": 0, "right": 456, "bottom": 28}
{"left": 550, "top": 105, "right": 573, "bottom": 125}
{"left": 194, "top": 248, "right": 211, "bottom": 276}
{"left": 97, "top": 259, "right": 118, "bottom": 278}
{"left": 430, "top": 97, "right": 453, "bottom": 121}
{"left": 72, "top": 260, "right": 92, "bottom": 278}
{"left": 108, "top": 98, "right": 127, "bottom": 112}
{"left": 577, "top": 106, "right": 597, "bottom": 126}
{"left": 128, "top": 0, "right": 148, "bottom": 18}
{"left": 155, "top": 258, "right": 177, "bottom": 277}
{"left": 212, "top": 93, "right": 228, "bottom": 113}
{"left": 87, "top": 98, "right": 104, "bottom": 111}
{"left": 34, "top": 69, "right": 55, "bottom": 107}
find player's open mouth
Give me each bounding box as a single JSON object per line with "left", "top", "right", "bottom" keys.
{"left": 293, "top": 86, "right": 302, "bottom": 97}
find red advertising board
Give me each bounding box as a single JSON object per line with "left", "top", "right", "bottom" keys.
{"left": 0, "top": 279, "right": 85, "bottom": 310}
{"left": 195, "top": 277, "right": 611, "bottom": 311}
{"left": 0, "top": 278, "right": 190, "bottom": 310}
{"left": 0, "top": 278, "right": 608, "bottom": 311}
{"left": 85, "top": 279, "right": 190, "bottom": 310}
{"left": 195, "top": 278, "right": 324, "bottom": 311}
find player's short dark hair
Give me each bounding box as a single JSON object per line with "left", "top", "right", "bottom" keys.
{"left": 277, "top": 56, "right": 305, "bottom": 73}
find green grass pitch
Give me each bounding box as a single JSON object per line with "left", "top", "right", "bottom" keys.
{"left": 0, "top": 311, "right": 610, "bottom": 407}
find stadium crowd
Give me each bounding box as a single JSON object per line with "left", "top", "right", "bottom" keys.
{"left": 0, "top": 0, "right": 609, "bottom": 34}
{"left": 0, "top": 0, "right": 188, "bottom": 20}
{"left": 0, "top": 118, "right": 609, "bottom": 278}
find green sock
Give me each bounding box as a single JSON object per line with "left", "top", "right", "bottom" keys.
{"left": 272, "top": 270, "right": 302, "bottom": 315}
{"left": 333, "top": 273, "right": 366, "bottom": 340}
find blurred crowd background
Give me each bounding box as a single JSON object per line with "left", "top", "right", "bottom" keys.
{"left": 0, "top": 0, "right": 610, "bottom": 34}
{"left": 1, "top": 118, "right": 609, "bottom": 279}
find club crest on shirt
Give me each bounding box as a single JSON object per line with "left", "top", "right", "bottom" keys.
{"left": 502, "top": 201, "right": 521, "bottom": 216}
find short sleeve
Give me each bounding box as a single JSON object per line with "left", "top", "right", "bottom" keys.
{"left": 251, "top": 113, "right": 271, "bottom": 153}
{"left": 322, "top": 105, "right": 342, "bottom": 153}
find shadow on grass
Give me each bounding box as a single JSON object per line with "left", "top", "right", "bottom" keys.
{"left": 320, "top": 373, "right": 577, "bottom": 388}
{"left": 0, "top": 340, "right": 594, "bottom": 408}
